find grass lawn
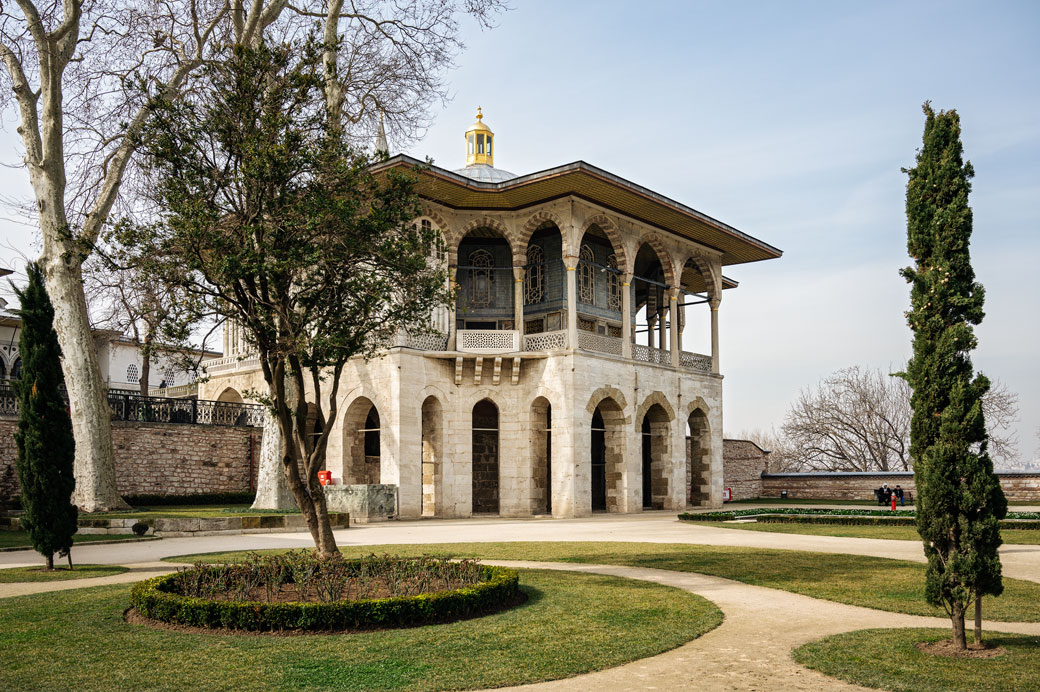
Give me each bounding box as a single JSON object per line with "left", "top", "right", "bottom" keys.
{"left": 0, "top": 569, "right": 721, "bottom": 692}
{"left": 0, "top": 531, "right": 154, "bottom": 550}
{"left": 793, "top": 628, "right": 1040, "bottom": 692}
{"left": 729, "top": 498, "right": 884, "bottom": 506}
{"left": 0, "top": 564, "right": 128, "bottom": 582}
{"left": 87, "top": 504, "right": 300, "bottom": 520}
{"left": 693, "top": 520, "right": 1040, "bottom": 545}
{"left": 169, "top": 542, "right": 1040, "bottom": 622}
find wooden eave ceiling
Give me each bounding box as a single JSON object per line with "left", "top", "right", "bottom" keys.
{"left": 373, "top": 156, "right": 783, "bottom": 267}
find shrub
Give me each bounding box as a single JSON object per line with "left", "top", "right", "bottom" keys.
{"left": 130, "top": 553, "right": 520, "bottom": 632}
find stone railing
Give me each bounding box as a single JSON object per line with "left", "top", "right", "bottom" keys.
{"left": 633, "top": 344, "right": 669, "bottom": 365}
{"left": 457, "top": 329, "right": 520, "bottom": 353}
{"left": 523, "top": 330, "right": 568, "bottom": 352}
{"left": 149, "top": 382, "right": 199, "bottom": 398}
{"left": 577, "top": 331, "right": 623, "bottom": 356}
{"left": 201, "top": 354, "right": 261, "bottom": 375}
{"left": 679, "top": 351, "right": 712, "bottom": 373}
{"left": 399, "top": 331, "right": 449, "bottom": 351}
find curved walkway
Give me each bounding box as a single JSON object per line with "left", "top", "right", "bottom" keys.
{"left": 3, "top": 515, "right": 1039, "bottom": 691}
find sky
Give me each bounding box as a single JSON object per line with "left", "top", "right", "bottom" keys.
{"left": 1, "top": 1, "right": 1038, "bottom": 463}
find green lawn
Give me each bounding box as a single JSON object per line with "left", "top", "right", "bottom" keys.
{"left": 0, "top": 564, "right": 128, "bottom": 582}
{"left": 794, "top": 628, "right": 1040, "bottom": 692}
{"left": 0, "top": 569, "right": 721, "bottom": 692}
{"left": 0, "top": 531, "right": 155, "bottom": 550}
{"left": 694, "top": 520, "right": 1040, "bottom": 544}
{"left": 169, "top": 542, "right": 1040, "bottom": 622}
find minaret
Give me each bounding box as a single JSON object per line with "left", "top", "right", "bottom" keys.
{"left": 464, "top": 107, "right": 494, "bottom": 167}
{"left": 375, "top": 110, "right": 388, "bottom": 155}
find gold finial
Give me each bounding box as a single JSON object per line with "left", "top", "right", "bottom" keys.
{"left": 465, "top": 106, "right": 494, "bottom": 167}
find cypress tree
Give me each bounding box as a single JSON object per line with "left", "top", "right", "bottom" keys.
{"left": 901, "top": 103, "right": 1007, "bottom": 649}
{"left": 12, "top": 263, "right": 78, "bottom": 570}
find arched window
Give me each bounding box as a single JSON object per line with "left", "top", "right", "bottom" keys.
{"left": 579, "top": 243, "right": 595, "bottom": 305}
{"left": 126, "top": 363, "right": 140, "bottom": 383}
{"left": 607, "top": 253, "right": 622, "bottom": 311}
{"left": 468, "top": 248, "right": 494, "bottom": 308}
{"left": 0, "top": 357, "right": 6, "bottom": 380}
{"left": 11, "top": 357, "right": 22, "bottom": 380}
{"left": 525, "top": 245, "right": 544, "bottom": 305}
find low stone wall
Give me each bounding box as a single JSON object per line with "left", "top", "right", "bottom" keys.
{"left": 722, "top": 439, "right": 770, "bottom": 501}
{"left": 324, "top": 484, "right": 397, "bottom": 523}
{"left": 761, "top": 472, "right": 1040, "bottom": 501}
{"left": 0, "top": 418, "right": 261, "bottom": 503}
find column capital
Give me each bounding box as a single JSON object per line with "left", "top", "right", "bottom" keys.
{"left": 709, "top": 296, "right": 721, "bottom": 310}
{"left": 562, "top": 254, "right": 579, "bottom": 270}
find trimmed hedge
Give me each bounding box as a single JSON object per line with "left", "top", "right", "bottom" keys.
{"left": 130, "top": 563, "right": 520, "bottom": 632}
{"left": 678, "top": 512, "right": 1040, "bottom": 531}
{"left": 123, "top": 492, "right": 258, "bottom": 507}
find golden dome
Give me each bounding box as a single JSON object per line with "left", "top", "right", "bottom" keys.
{"left": 464, "top": 107, "right": 494, "bottom": 167}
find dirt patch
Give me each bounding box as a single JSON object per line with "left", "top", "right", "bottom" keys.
{"left": 123, "top": 588, "right": 529, "bottom": 636}
{"left": 915, "top": 639, "right": 1008, "bottom": 658}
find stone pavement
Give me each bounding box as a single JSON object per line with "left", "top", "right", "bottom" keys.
{"left": 3, "top": 514, "right": 1039, "bottom": 692}
{"left": 3, "top": 512, "right": 1037, "bottom": 583}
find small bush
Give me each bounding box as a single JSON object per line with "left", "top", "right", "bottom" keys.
{"left": 131, "top": 522, "right": 149, "bottom": 536}
{"left": 130, "top": 552, "right": 520, "bottom": 632}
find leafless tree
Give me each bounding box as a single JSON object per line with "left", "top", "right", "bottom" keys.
{"left": 777, "top": 366, "right": 1019, "bottom": 472}
{"left": 0, "top": 0, "right": 504, "bottom": 510}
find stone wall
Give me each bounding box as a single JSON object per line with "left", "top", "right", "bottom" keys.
{"left": 0, "top": 418, "right": 261, "bottom": 502}
{"left": 722, "top": 439, "right": 770, "bottom": 501}
{"left": 760, "top": 472, "right": 1040, "bottom": 502}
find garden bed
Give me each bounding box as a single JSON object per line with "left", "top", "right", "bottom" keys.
{"left": 678, "top": 508, "right": 1040, "bottom": 530}
{"left": 130, "top": 553, "right": 521, "bottom": 633}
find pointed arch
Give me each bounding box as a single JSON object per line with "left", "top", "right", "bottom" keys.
{"left": 582, "top": 214, "right": 629, "bottom": 273}
{"left": 517, "top": 210, "right": 566, "bottom": 264}
{"left": 585, "top": 385, "right": 629, "bottom": 417}
{"left": 636, "top": 233, "right": 677, "bottom": 287}
{"left": 457, "top": 216, "right": 515, "bottom": 259}
{"left": 679, "top": 252, "right": 720, "bottom": 301}
{"left": 634, "top": 391, "right": 676, "bottom": 427}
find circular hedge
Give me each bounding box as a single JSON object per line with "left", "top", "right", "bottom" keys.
{"left": 130, "top": 562, "right": 520, "bottom": 632}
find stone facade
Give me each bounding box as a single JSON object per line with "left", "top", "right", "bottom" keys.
{"left": 721, "top": 439, "right": 770, "bottom": 500}
{"left": 193, "top": 122, "right": 785, "bottom": 520}
{"left": 760, "top": 472, "right": 1040, "bottom": 502}
{"left": 0, "top": 418, "right": 260, "bottom": 502}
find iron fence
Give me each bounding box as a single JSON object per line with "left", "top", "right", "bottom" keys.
{"left": 0, "top": 379, "right": 263, "bottom": 428}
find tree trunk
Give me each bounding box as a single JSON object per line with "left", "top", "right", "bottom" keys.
{"left": 283, "top": 456, "right": 338, "bottom": 557}
{"left": 950, "top": 602, "right": 968, "bottom": 649}
{"left": 974, "top": 592, "right": 983, "bottom": 646}
{"left": 139, "top": 339, "right": 151, "bottom": 398}
{"left": 41, "top": 255, "right": 128, "bottom": 512}
{"left": 46, "top": 553, "right": 53, "bottom": 570}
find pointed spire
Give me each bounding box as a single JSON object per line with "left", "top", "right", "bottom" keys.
{"left": 375, "top": 110, "right": 389, "bottom": 155}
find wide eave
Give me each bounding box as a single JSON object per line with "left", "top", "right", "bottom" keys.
{"left": 373, "top": 155, "right": 782, "bottom": 267}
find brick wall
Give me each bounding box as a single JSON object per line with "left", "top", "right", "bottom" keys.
{"left": 722, "top": 439, "right": 770, "bottom": 500}
{"left": 760, "top": 472, "right": 1040, "bottom": 502}
{"left": 0, "top": 418, "right": 260, "bottom": 502}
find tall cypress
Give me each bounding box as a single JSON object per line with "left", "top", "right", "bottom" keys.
{"left": 13, "top": 263, "right": 78, "bottom": 570}
{"left": 902, "top": 103, "right": 1006, "bottom": 649}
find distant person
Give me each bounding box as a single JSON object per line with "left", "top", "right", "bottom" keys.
{"left": 882, "top": 483, "right": 891, "bottom": 503}
{"left": 895, "top": 485, "right": 905, "bottom": 506}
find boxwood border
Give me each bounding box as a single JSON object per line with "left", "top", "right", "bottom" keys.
{"left": 129, "top": 562, "right": 520, "bottom": 632}
{"left": 678, "top": 511, "right": 1040, "bottom": 530}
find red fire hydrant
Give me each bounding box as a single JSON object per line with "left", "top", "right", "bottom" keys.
{"left": 891, "top": 495, "right": 897, "bottom": 511}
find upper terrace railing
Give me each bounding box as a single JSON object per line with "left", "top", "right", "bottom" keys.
{"left": 0, "top": 380, "right": 263, "bottom": 427}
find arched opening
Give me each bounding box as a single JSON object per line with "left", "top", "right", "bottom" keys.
{"left": 456, "top": 228, "right": 514, "bottom": 331}
{"left": 633, "top": 243, "right": 669, "bottom": 356}
{"left": 640, "top": 403, "right": 671, "bottom": 510}
{"left": 343, "top": 397, "right": 381, "bottom": 484}
{"left": 0, "top": 356, "right": 7, "bottom": 381}
{"left": 677, "top": 257, "right": 713, "bottom": 360}
{"left": 577, "top": 225, "right": 623, "bottom": 345}
{"left": 530, "top": 397, "right": 552, "bottom": 514}
{"left": 217, "top": 387, "right": 244, "bottom": 404}
{"left": 421, "top": 396, "right": 443, "bottom": 517}
{"left": 10, "top": 357, "right": 21, "bottom": 380}
{"left": 523, "top": 223, "right": 565, "bottom": 335}
{"left": 687, "top": 409, "right": 711, "bottom": 505}
{"left": 590, "top": 398, "right": 625, "bottom": 512}
{"left": 471, "top": 398, "right": 500, "bottom": 514}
